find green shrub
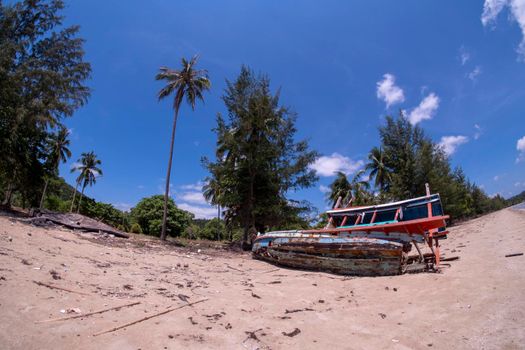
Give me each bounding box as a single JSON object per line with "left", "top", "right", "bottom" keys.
{"left": 129, "top": 195, "right": 193, "bottom": 237}
{"left": 130, "top": 223, "right": 143, "bottom": 234}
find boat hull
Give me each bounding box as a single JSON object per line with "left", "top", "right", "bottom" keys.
{"left": 252, "top": 235, "right": 408, "bottom": 276}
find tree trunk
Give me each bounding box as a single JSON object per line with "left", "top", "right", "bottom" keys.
{"left": 77, "top": 183, "right": 86, "bottom": 214}
{"left": 2, "top": 182, "right": 14, "bottom": 207}
{"left": 39, "top": 178, "right": 50, "bottom": 210}
{"left": 70, "top": 180, "right": 80, "bottom": 212}
{"left": 217, "top": 205, "right": 220, "bottom": 241}
{"left": 161, "top": 107, "right": 180, "bottom": 241}
{"left": 242, "top": 224, "right": 250, "bottom": 250}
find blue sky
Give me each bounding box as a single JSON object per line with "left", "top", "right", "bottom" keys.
{"left": 57, "top": 0, "right": 525, "bottom": 218}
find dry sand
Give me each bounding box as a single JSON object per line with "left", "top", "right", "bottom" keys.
{"left": 1, "top": 208, "right": 524, "bottom": 349}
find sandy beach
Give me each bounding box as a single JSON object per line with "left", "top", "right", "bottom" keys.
{"left": 1, "top": 208, "right": 524, "bottom": 350}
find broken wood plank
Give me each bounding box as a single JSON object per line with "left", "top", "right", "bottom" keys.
{"left": 33, "top": 280, "right": 91, "bottom": 296}
{"left": 505, "top": 253, "right": 523, "bottom": 258}
{"left": 35, "top": 301, "right": 141, "bottom": 323}
{"left": 441, "top": 256, "right": 460, "bottom": 262}
{"left": 29, "top": 210, "right": 129, "bottom": 238}
{"left": 93, "top": 298, "right": 209, "bottom": 336}
{"left": 225, "top": 264, "right": 244, "bottom": 273}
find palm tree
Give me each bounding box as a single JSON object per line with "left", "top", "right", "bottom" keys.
{"left": 40, "top": 126, "right": 72, "bottom": 210}
{"left": 327, "top": 172, "right": 353, "bottom": 208}
{"left": 69, "top": 171, "right": 82, "bottom": 213}
{"left": 349, "top": 169, "right": 371, "bottom": 205}
{"left": 71, "top": 151, "right": 102, "bottom": 213}
{"left": 365, "top": 146, "right": 391, "bottom": 192}
{"left": 156, "top": 56, "right": 211, "bottom": 240}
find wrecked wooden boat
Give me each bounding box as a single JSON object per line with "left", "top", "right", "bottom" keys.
{"left": 252, "top": 185, "right": 449, "bottom": 276}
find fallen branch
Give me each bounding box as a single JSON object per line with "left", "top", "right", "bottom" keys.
{"left": 441, "top": 256, "right": 460, "bottom": 262}
{"left": 225, "top": 264, "right": 244, "bottom": 273}
{"left": 93, "top": 298, "right": 209, "bottom": 336}
{"left": 505, "top": 253, "right": 523, "bottom": 258}
{"left": 33, "top": 280, "right": 90, "bottom": 296}
{"left": 35, "top": 301, "right": 141, "bottom": 323}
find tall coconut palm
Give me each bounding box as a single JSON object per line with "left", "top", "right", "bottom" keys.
{"left": 40, "top": 126, "right": 72, "bottom": 210}
{"left": 349, "top": 169, "right": 371, "bottom": 205}
{"left": 327, "top": 171, "right": 353, "bottom": 208}
{"left": 72, "top": 151, "right": 102, "bottom": 213}
{"left": 156, "top": 55, "right": 211, "bottom": 240}
{"left": 365, "top": 146, "right": 391, "bottom": 191}
{"left": 69, "top": 172, "right": 81, "bottom": 213}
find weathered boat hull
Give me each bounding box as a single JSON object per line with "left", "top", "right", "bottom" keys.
{"left": 252, "top": 235, "right": 408, "bottom": 276}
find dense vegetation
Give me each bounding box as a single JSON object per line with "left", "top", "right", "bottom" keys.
{"left": 324, "top": 115, "right": 508, "bottom": 223}
{"left": 0, "top": 0, "right": 519, "bottom": 245}
{"left": 0, "top": 0, "right": 91, "bottom": 208}
{"left": 130, "top": 195, "right": 193, "bottom": 237}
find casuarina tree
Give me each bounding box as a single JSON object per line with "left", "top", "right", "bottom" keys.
{"left": 204, "top": 66, "right": 318, "bottom": 247}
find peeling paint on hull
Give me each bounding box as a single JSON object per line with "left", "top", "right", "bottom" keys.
{"left": 252, "top": 236, "right": 408, "bottom": 276}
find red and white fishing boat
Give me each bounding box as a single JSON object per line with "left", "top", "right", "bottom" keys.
{"left": 252, "top": 185, "right": 449, "bottom": 276}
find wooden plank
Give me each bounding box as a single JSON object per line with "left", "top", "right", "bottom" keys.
{"left": 36, "top": 301, "right": 141, "bottom": 323}
{"left": 93, "top": 299, "right": 209, "bottom": 336}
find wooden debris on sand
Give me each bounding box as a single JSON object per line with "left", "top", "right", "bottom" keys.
{"left": 28, "top": 210, "right": 129, "bottom": 238}
{"left": 93, "top": 298, "right": 209, "bottom": 336}
{"left": 35, "top": 301, "right": 141, "bottom": 323}
{"left": 33, "top": 280, "right": 91, "bottom": 296}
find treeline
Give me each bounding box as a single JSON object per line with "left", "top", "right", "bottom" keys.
{"left": 0, "top": 0, "right": 92, "bottom": 209}
{"left": 326, "top": 115, "right": 508, "bottom": 223}
{"left": 1, "top": 1, "right": 517, "bottom": 246}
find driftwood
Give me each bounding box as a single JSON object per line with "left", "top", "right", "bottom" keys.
{"left": 29, "top": 210, "right": 129, "bottom": 238}
{"left": 35, "top": 301, "right": 141, "bottom": 323}
{"left": 225, "top": 264, "right": 245, "bottom": 273}
{"left": 441, "top": 256, "right": 460, "bottom": 262}
{"left": 505, "top": 253, "right": 523, "bottom": 258}
{"left": 93, "top": 298, "right": 209, "bottom": 336}
{"left": 33, "top": 280, "right": 91, "bottom": 296}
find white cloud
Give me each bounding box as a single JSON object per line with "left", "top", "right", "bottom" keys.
{"left": 474, "top": 124, "right": 483, "bottom": 140}
{"left": 467, "top": 66, "right": 482, "bottom": 81}
{"left": 515, "top": 181, "right": 524, "bottom": 187}
{"left": 438, "top": 135, "right": 469, "bottom": 156}
{"left": 180, "top": 182, "right": 205, "bottom": 191}
{"left": 177, "top": 203, "right": 217, "bottom": 219}
{"left": 407, "top": 93, "right": 440, "bottom": 125}
{"left": 517, "top": 135, "right": 525, "bottom": 151}
{"left": 376, "top": 74, "right": 405, "bottom": 108}
{"left": 481, "top": 0, "right": 525, "bottom": 61}
{"left": 459, "top": 46, "right": 471, "bottom": 65}
{"left": 178, "top": 191, "right": 207, "bottom": 205}
{"left": 517, "top": 135, "right": 525, "bottom": 162}
{"left": 113, "top": 202, "right": 132, "bottom": 212}
{"left": 481, "top": 0, "right": 509, "bottom": 26}
{"left": 174, "top": 181, "right": 217, "bottom": 219}
{"left": 309, "top": 153, "right": 364, "bottom": 177}
{"left": 494, "top": 175, "right": 500, "bottom": 181}
{"left": 319, "top": 185, "right": 330, "bottom": 193}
